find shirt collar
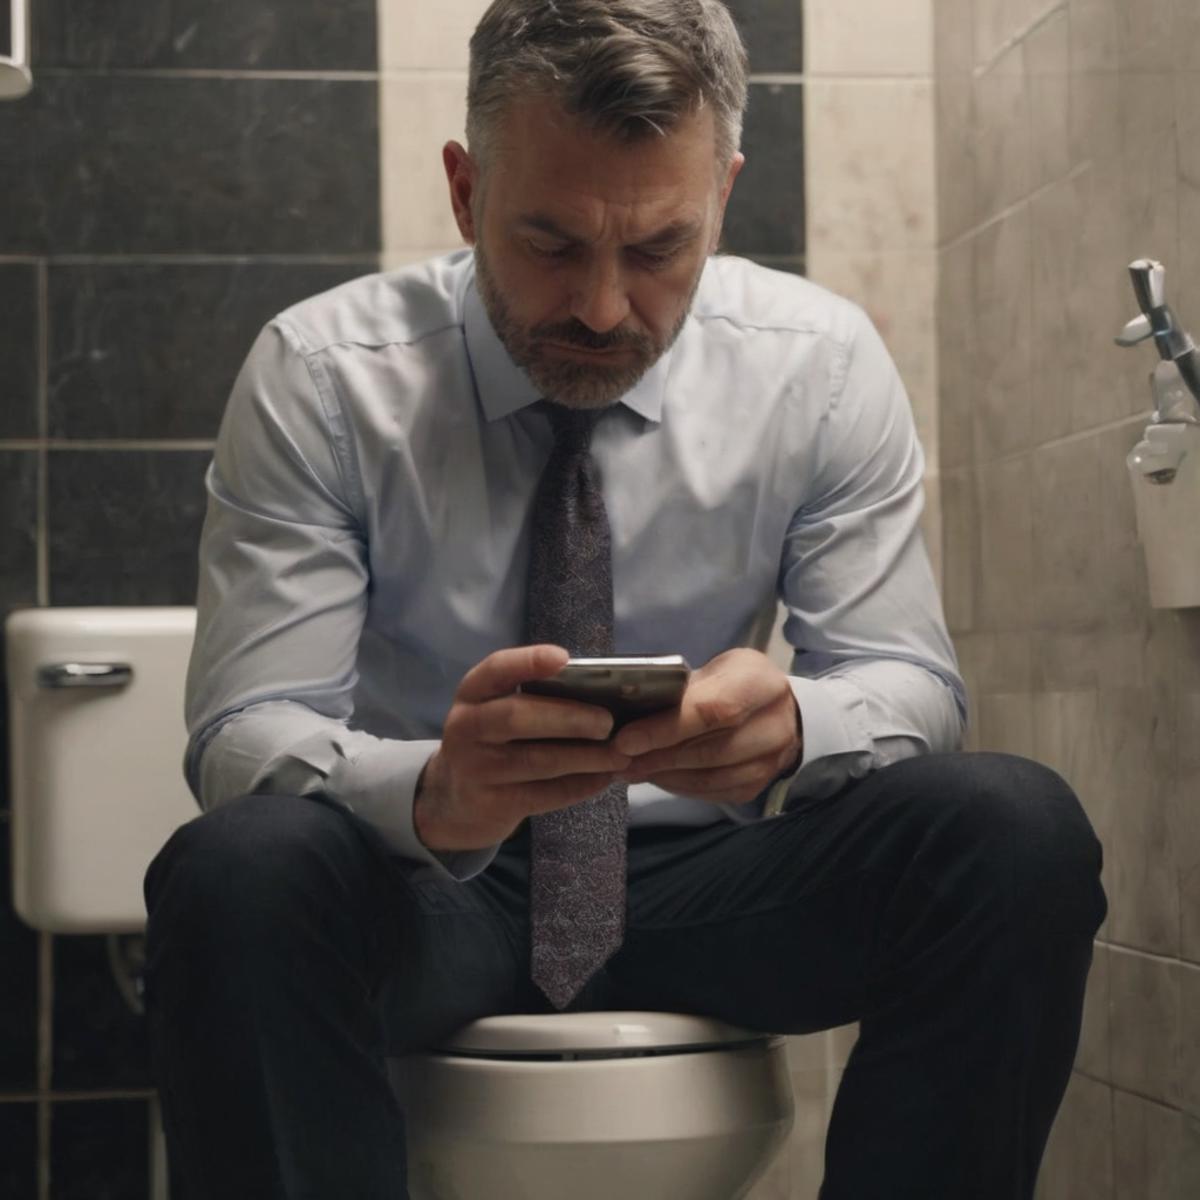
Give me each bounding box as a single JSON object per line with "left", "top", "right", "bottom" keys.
{"left": 463, "top": 270, "right": 671, "bottom": 426}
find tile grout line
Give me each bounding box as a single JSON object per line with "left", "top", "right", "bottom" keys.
{"left": 972, "top": 0, "right": 1069, "bottom": 79}
{"left": 36, "top": 66, "right": 380, "bottom": 82}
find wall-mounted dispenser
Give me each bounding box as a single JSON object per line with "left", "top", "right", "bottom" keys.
{"left": 1117, "top": 259, "right": 1200, "bottom": 608}
{"left": 0, "top": 0, "right": 32, "bottom": 99}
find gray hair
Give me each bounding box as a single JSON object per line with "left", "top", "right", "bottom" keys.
{"left": 467, "top": 0, "right": 748, "bottom": 170}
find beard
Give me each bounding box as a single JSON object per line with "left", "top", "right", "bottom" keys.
{"left": 473, "top": 237, "right": 699, "bottom": 411}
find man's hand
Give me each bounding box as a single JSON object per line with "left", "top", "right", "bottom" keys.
{"left": 414, "top": 645, "right": 633, "bottom": 853}
{"left": 613, "top": 648, "right": 803, "bottom": 807}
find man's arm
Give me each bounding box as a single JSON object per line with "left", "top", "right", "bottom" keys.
{"left": 616, "top": 305, "right": 966, "bottom": 812}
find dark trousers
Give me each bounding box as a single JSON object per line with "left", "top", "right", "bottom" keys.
{"left": 144, "top": 752, "right": 1106, "bottom": 1200}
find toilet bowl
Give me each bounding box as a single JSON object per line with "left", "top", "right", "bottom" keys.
{"left": 6, "top": 607, "right": 797, "bottom": 1199}
{"left": 393, "top": 1011, "right": 794, "bottom": 1200}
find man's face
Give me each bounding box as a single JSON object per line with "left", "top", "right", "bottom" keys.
{"left": 445, "top": 99, "right": 743, "bottom": 409}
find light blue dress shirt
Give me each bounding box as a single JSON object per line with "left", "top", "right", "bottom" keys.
{"left": 184, "top": 249, "right": 967, "bottom": 879}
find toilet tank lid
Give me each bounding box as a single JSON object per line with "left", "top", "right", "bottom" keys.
{"left": 435, "top": 1011, "right": 771, "bottom": 1057}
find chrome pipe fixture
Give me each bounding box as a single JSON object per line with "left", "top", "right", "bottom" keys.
{"left": 0, "top": 0, "right": 33, "bottom": 99}
{"left": 1116, "top": 258, "right": 1200, "bottom": 410}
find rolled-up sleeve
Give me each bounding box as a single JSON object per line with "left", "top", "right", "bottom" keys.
{"left": 183, "top": 320, "right": 489, "bottom": 877}
{"left": 773, "top": 309, "right": 968, "bottom": 807}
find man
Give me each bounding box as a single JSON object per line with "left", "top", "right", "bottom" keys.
{"left": 145, "top": 2, "right": 1106, "bottom": 1197}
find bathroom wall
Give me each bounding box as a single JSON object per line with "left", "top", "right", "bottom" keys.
{"left": 0, "top": 1, "right": 380, "bottom": 1192}
{"left": 934, "top": 0, "right": 1200, "bottom": 1193}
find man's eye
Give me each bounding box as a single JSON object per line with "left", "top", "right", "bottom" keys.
{"left": 528, "top": 241, "right": 573, "bottom": 259}
{"left": 633, "top": 246, "right": 680, "bottom": 268}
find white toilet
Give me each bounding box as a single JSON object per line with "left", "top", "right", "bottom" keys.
{"left": 5, "top": 606, "right": 796, "bottom": 1199}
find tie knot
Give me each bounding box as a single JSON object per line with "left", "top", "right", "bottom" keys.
{"left": 542, "top": 401, "right": 603, "bottom": 454}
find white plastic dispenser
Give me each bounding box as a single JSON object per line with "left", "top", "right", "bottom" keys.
{"left": 1117, "top": 261, "right": 1200, "bottom": 609}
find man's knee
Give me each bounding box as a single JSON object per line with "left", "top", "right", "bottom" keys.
{"left": 895, "top": 752, "right": 1106, "bottom": 941}
{"left": 144, "top": 793, "right": 374, "bottom": 938}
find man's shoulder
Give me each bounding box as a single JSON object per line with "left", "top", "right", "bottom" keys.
{"left": 271, "top": 250, "right": 474, "bottom": 357}
{"left": 694, "top": 255, "right": 867, "bottom": 346}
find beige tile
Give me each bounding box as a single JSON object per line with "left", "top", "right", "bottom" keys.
{"left": 1029, "top": 629, "right": 1149, "bottom": 692}
{"left": 1069, "top": 69, "right": 1122, "bottom": 167}
{"left": 1077, "top": 941, "right": 1111, "bottom": 1080}
{"left": 805, "top": 80, "right": 937, "bottom": 255}
{"left": 1120, "top": 73, "right": 1180, "bottom": 301}
{"left": 973, "top": 0, "right": 1030, "bottom": 71}
{"left": 976, "top": 455, "right": 1035, "bottom": 630}
{"left": 827, "top": 1022, "right": 859, "bottom": 1070}
{"left": 976, "top": 692, "right": 1036, "bottom": 755}
{"left": 1114, "top": 0, "right": 1177, "bottom": 73}
{"left": 934, "top": 0, "right": 975, "bottom": 75}
{"left": 936, "top": 240, "right": 975, "bottom": 470}
{"left": 745, "top": 1139, "right": 791, "bottom": 1200}
{"left": 1027, "top": 8, "right": 1072, "bottom": 190}
{"left": 1178, "top": 5, "right": 1200, "bottom": 72}
{"left": 1037, "top": 1072, "right": 1115, "bottom": 1199}
{"left": 1029, "top": 435, "right": 1107, "bottom": 631}
{"left": 380, "top": 75, "right": 471, "bottom": 254}
{"left": 1112, "top": 1090, "right": 1189, "bottom": 1200}
{"left": 787, "top": 1052, "right": 829, "bottom": 1200}
{"left": 936, "top": 73, "right": 977, "bottom": 243}
{"left": 941, "top": 469, "right": 976, "bottom": 631}
{"left": 381, "top": 248, "right": 461, "bottom": 272}
{"left": 378, "top": 0, "right": 490, "bottom": 72}
{"left": 1108, "top": 946, "right": 1180, "bottom": 1104}
{"left": 803, "top": 249, "right": 939, "bottom": 459}
{"left": 1095, "top": 423, "right": 1152, "bottom": 626}
{"left": 956, "top": 629, "right": 1035, "bottom": 692}
{"left": 1177, "top": 693, "right": 1200, "bottom": 965}
{"left": 1032, "top": 692, "right": 1114, "bottom": 920}
{"left": 973, "top": 207, "right": 1034, "bottom": 460}
{"left": 1101, "top": 690, "right": 1180, "bottom": 957}
{"left": 785, "top": 1032, "right": 827, "bottom": 1075}
{"left": 805, "top": 0, "right": 934, "bottom": 75}
{"left": 972, "top": 43, "right": 1031, "bottom": 220}
{"left": 1070, "top": 0, "right": 1121, "bottom": 73}
{"left": 1174, "top": 160, "right": 1200, "bottom": 358}
{"left": 1175, "top": 962, "right": 1200, "bottom": 1118}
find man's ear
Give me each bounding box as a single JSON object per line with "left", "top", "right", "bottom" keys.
{"left": 443, "top": 140, "right": 479, "bottom": 244}
{"left": 710, "top": 151, "right": 746, "bottom": 253}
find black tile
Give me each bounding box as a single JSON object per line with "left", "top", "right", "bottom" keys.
{"left": 0, "top": 451, "right": 39, "bottom": 819}
{"left": 0, "top": 822, "right": 39, "bottom": 1091}
{"left": 35, "top": 0, "right": 377, "bottom": 71}
{"left": 52, "top": 936, "right": 149, "bottom": 1091}
{"left": 0, "top": 264, "right": 39, "bottom": 439}
{"left": 0, "top": 452, "right": 38, "bottom": 615}
{"left": 47, "top": 451, "right": 210, "bottom": 607}
{"left": 0, "top": 1102, "right": 38, "bottom": 1199}
{"left": 48, "top": 262, "right": 374, "bottom": 440}
{"left": 0, "top": 77, "right": 380, "bottom": 255}
{"left": 722, "top": 82, "right": 805, "bottom": 258}
{"left": 724, "top": 0, "right": 805, "bottom": 74}
{"left": 50, "top": 1098, "right": 149, "bottom": 1200}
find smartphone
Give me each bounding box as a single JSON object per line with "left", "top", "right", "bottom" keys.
{"left": 519, "top": 655, "right": 690, "bottom": 729}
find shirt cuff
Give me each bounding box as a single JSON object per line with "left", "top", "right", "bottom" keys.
{"left": 336, "top": 736, "right": 502, "bottom": 881}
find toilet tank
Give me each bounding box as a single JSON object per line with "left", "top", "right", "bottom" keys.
{"left": 5, "top": 607, "right": 200, "bottom": 933}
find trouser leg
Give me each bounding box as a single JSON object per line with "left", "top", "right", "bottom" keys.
{"left": 143, "top": 793, "right": 534, "bottom": 1200}
{"left": 606, "top": 752, "right": 1107, "bottom": 1200}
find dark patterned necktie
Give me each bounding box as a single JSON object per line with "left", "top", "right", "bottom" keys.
{"left": 525, "top": 401, "right": 627, "bottom": 1011}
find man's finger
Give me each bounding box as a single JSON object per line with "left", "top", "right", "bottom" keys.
{"left": 467, "top": 693, "right": 615, "bottom": 745}
{"left": 456, "top": 644, "right": 569, "bottom": 705}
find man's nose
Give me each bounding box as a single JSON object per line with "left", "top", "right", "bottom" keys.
{"left": 570, "top": 258, "right": 632, "bottom": 334}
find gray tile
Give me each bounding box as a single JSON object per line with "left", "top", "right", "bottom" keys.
{"left": 1077, "top": 941, "right": 1111, "bottom": 1081}
{"left": 47, "top": 450, "right": 210, "bottom": 606}
{"left": 47, "top": 262, "right": 375, "bottom": 440}
{"left": 722, "top": 83, "right": 804, "bottom": 258}
{"left": 975, "top": 456, "right": 1035, "bottom": 632}
{"left": 35, "top": 0, "right": 377, "bottom": 71}
{"left": 0, "top": 77, "right": 380, "bottom": 255}
{"left": 1177, "top": 693, "right": 1200, "bottom": 964}
{"left": 0, "top": 263, "right": 38, "bottom": 439}
{"left": 1112, "top": 1090, "right": 1191, "bottom": 1200}
{"left": 1108, "top": 947, "right": 1180, "bottom": 1105}
{"left": 1037, "top": 1073, "right": 1114, "bottom": 1199}
{"left": 723, "top": 0, "right": 804, "bottom": 74}
{"left": 1176, "top": 963, "right": 1200, "bottom": 1119}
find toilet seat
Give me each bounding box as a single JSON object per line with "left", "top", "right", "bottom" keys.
{"left": 433, "top": 1011, "right": 770, "bottom": 1060}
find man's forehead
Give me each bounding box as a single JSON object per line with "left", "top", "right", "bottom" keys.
{"left": 515, "top": 211, "right": 706, "bottom": 244}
